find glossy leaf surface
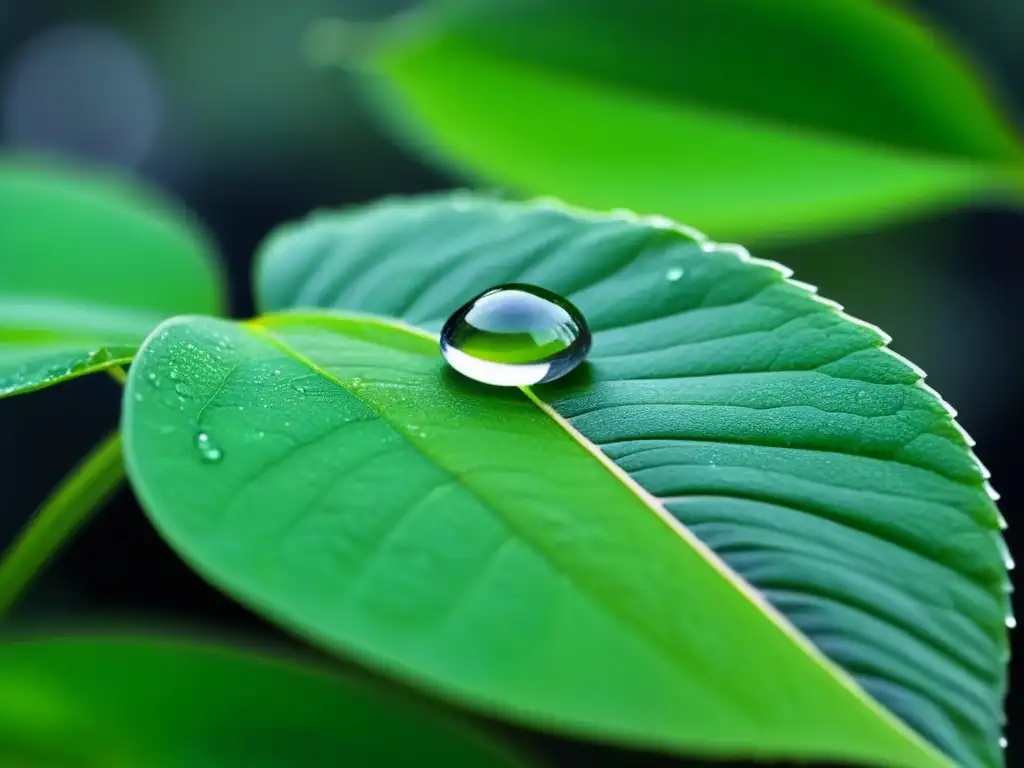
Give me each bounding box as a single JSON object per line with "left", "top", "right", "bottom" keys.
{"left": 0, "top": 635, "right": 520, "bottom": 767}
{"left": 255, "top": 195, "right": 1009, "bottom": 767}
{"left": 0, "top": 157, "right": 224, "bottom": 397}
{"left": 363, "top": 0, "right": 1023, "bottom": 239}
{"left": 125, "top": 309, "right": 950, "bottom": 768}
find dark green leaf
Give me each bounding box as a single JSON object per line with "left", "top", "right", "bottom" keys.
{"left": 361, "top": 0, "right": 1023, "bottom": 240}
{"left": 0, "top": 157, "right": 224, "bottom": 397}
{"left": 0, "top": 635, "right": 522, "bottom": 767}
{"left": 253, "top": 195, "right": 1009, "bottom": 767}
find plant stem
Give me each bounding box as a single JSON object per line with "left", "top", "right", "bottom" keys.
{"left": 0, "top": 431, "right": 124, "bottom": 617}
{"left": 107, "top": 365, "right": 127, "bottom": 385}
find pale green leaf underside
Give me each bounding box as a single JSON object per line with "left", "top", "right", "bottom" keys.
{"left": 366, "top": 0, "right": 1023, "bottom": 239}
{"left": 0, "top": 636, "right": 521, "bottom": 767}
{"left": 123, "top": 311, "right": 944, "bottom": 767}
{"left": 0, "top": 158, "right": 224, "bottom": 397}
{"left": 255, "top": 195, "right": 1009, "bottom": 767}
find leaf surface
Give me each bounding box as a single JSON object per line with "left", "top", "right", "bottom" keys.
{"left": 0, "top": 157, "right": 224, "bottom": 397}
{"left": 0, "top": 635, "right": 520, "bottom": 767}
{"left": 362, "top": 0, "right": 1023, "bottom": 239}
{"left": 254, "top": 195, "right": 1009, "bottom": 767}
{"left": 125, "top": 309, "right": 947, "bottom": 768}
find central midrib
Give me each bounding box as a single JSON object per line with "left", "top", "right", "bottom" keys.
{"left": 247, "top": 310, "right": 942, "bottom": 766}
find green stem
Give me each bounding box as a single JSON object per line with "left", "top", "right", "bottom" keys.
{"left": 0, "top": 431, "right": 124, "bottom": 617}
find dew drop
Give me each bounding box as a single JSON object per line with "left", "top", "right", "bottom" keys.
{"left": 666, "top": 266, "right": 684, "bottom": 282}
{"left": 169, "top": 370, "right": 180, "bottom": 381}
{"left": 440, "top": 283, "right": 591, "bottom": 386}
{"left": 1006, "top": 615, "right": 1017, "bottom": 629}
{"left": 147, "top": 372, "right": 156, "bottom": 381}
{"left": 194, "top": 432, "right": 223, "bottom": 463}
{"left": 1000, "top": 737, "right": 1008, "bottom": 749}
{"left": 273, "top": 369, "right": 281, "bottom": 376}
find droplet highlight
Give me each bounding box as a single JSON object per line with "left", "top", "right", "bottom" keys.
{"left": 440, "top": 283, "right": 591, "bottom": 387}
{"left": 194, "top": 432, "right": 223, "bottom": 463}
{"left": 666, "top": 266, "right": 684, "bottom": 282}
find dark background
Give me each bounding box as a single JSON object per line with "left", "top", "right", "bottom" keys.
{"left": 1, "top": 1, "right": 1021, "bottom": 765}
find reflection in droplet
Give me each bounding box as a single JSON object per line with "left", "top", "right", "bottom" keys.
{"left": 666, "top": 266, "right": 684, "bottom": 282}
{"left": 194, "top": 432, "right": 223, "bottom": 463}
{"left": 440, "top": 283, "right": 591, "bottom": 387}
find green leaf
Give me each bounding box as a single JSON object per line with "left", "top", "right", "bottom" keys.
{"left": 0, "top": 156, "right": 225, "bottom": 398}
{"left": 359, "top": 0, "right": 1023, "bottom": 240}
{"left": 252, "top": 195, "right": 1009, "bottom": 767}
{"left": 126, "top": 310, "right": 954, "bottom": 768}
{"left": 0, "top": 635, "right": 522, "bottom": 767}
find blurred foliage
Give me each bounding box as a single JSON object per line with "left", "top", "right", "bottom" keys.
{"left": 0, "top": 158, "right": 223, "bottom": 397}
{"left": 359, "top": 0, "right": 1023, "bottom": 242}
{"left": 0, "top": 635, "right": 523, "bottom": 767}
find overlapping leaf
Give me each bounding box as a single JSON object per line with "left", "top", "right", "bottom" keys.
{"left": 0, "top": 157, "right": 224, "bottom": 397}
{"left": 252, "top": 195, "right": 1010, "bottom": 766}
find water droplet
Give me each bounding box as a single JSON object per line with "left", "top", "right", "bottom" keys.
{"left": 147, "top": 372, "right": 156, "bottom": 381}
{"left": 273, "top": 369, "right": 281, "bottom": 376}
{"left": 237, "top": 405, "right": 245, "bottom": 411}
{"left": 134, "top": 393, "right": 144, "bottom": 402}
{"left": 1006, "top": 615, "right": 1017, "bottom": 629}
{"left": 440, "top": 283, "right": 591, "bottom": 386}
{"left": 1000, "top": 737, "right": 1008, "bottom": 749}
{"left": 174, "top": 382, "right": 193, "bottom": 398}
{"left": 194, "top": 432, "right": 223, "bottom": 463}
{"left": 169, "top": 370, "right": 180, "bottom": 381}
{"left": 256, "top": 430, "right": 265, "bottom": 439}
{"left": 666, "top": 266, "right": 684, "bottom": 282}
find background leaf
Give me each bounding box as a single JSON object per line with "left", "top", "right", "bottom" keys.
{"left": 360, "top": 0, "right": 1023, "bottom": 241}
{"left": 255, "top": 195, "right": 1009, "bottom": 767}
{"left": 0, "top": 635, "right": 521, "bottom": 767}
{"left": 121, "top": 311, "right": 949, "bottom": 768}
{"left": 0, "top": 156, "right": 224, "bottom": 397}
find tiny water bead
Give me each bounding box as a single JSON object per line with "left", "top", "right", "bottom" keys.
{"left": 440, "top": 284, "right": 591, "bottom": 387}
{"left": 194, "top": 432, "right": 223, "bottom": 463}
